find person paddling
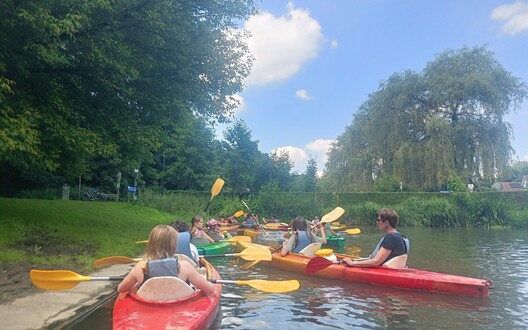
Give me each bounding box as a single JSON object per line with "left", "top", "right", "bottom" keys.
{"left": 281, "top": 217, "right": 327, "bottom": 256}
{"left": 117, "top": 225, "right": 215, "bottom": 294}
{"left": 190, "top": 215, "right": 215, "bottom": 244}
{"left": 342, "top": 208, "right": 409, "bottom": 268}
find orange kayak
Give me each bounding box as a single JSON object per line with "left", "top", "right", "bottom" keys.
{"left": 267, "top": 246, "right": 492, "bottom": 297}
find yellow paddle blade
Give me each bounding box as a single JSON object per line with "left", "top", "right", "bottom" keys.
{"left": 211, "top": 178, "right": 225, "bottom": 198}
{"left": 30, "top": 269, "right": 90, "bottom": 290}
{"left": 224, "top": 235, "right": 251, "bottom": 246}
{"left": 345, "top": 228, "right": 361, "bottom": 235}
{"left": 233, "top": 210, "right": 245, "bottom": 217}
{"left": 237, "top": 279, "right": 300, "bottom": 293}
{"left": 136, "top": 240, "right": 148, "bottom": 244}
{"left": 240, "top": 260, "right": 261, "bottom": 270}
{"left": 238, "top": 247, "right": 272, "bottom": 261}
{"left": 321, "top": 207, "right": 345, "bottom": 224}
{"left": 94, "top": 256, "right": 141, "bottom": 268}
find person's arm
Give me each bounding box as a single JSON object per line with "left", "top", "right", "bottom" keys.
{"left": 318, "top": 223, "right": 327, "bottom": 245}
{"left": 190, "top": 243, "right": 199, "bottom": 263}
{"left": 281, "top": 236, "right": 295, "bottom": 256}
{"left": 179, "top": 260, "right": 215, "bottom": 294}
{"left": 117, "top": 262, "right": 144, "bottom": 293}
{"left": 330, "top": 228, "right": 337, "bottom": 235}
{"left": 201, "top": 232, "right": 215, "bottom": 243}
{"left": 342, "top": 247, "right": 391, "bottom": 267}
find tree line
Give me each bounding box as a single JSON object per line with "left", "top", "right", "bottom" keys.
{"left": 322, "top": 46, "right": 527, "bottom": 192}
{"left": 1, "top": 3, "right": 526, "bottom": 197}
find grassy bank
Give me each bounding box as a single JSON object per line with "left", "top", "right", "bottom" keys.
{"left": 0, "top": 198, "right": 181, "bottom": 270}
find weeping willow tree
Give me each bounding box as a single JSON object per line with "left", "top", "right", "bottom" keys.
{"left": 324, "top": 46, "right": 527, "bottom": 192}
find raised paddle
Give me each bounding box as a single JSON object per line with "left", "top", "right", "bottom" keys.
{"left": 94, "top": 247, "right": 271, "bottom": 268}
{"left": 233, "top": 210, "right": 245, "bottom": 218}
{"left": 345, "top": 228, "right": 361, "bottom": 235}
{"left": 241, "top": 199, "right": 270, "bottom": 237}
{"left": 29, "top": 269, "right": 299, "bottom": 293}
{"left": 203, "top": 178, "right": 224, "bottom": 214}
{"left": 320, "top": 207, "right": 345, "bottom": 224}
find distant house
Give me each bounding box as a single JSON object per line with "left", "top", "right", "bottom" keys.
{"left": 492, "top": 181, "right": 524, "bottom": 192}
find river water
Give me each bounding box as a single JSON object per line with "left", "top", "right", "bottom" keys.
{"left": 67, "top": 227, "right": 528, "bottom": 329}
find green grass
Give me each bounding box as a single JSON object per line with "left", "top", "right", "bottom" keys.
{"left": 0, "top": 198, "right": 183, "bottom": 270}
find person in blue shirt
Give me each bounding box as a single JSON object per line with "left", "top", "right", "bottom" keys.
{"left": 281, "top": 216, "right": 327, "bottom": 256}
{"left": 342, "top": 208, "right": 409, "bottom": 268}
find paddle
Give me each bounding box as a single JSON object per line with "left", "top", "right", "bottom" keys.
{"left": 240, "top": 246, "right": 282, "bottom": 270}
{"left": 320, "top": 207, "right": 345, "bottom": 224}
{"left": 224, "top": 235, "right": 251, "bottom": 245}
{"left": 136, "top": 235, "right": 250, "bottom": 246}
{"left": 203, "top": 178, "right": 225, "bottom": 214}
{"left": 94, "top": 247, "right": 271, "bottom": 268}
{"left": 345, "top": 228, "right": 361, "bottom": 235}
{"left": 241, "top": 200, "right": 269, "bottom": 237}
{"left": 304, "top": 256, "right": 369, "bottom": 274}
{"left": 210, "top": 278, "right": 299, "bottom": 293}
{"left": 233, "top": 210, "right": 245, "bottom": 218}
{"left": 29, "top": 269, "right": 299, "bottom": 293}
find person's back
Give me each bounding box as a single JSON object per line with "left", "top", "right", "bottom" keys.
{"left": 170, "top": 220, "right": 198, "bottom": 262}
{"left": 281, "top": 216, "right": 326, "bottom": 256}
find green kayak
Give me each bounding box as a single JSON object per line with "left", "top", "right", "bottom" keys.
{"left": 323, "top": 235, "right": 345, "bottom": 247}
{"left": 193, "top": 241, "right": 233, "bottom": 255}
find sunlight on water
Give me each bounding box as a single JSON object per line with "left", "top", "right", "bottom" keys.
{"left": 67, "top": 228, "right": 528, "bottom": 330}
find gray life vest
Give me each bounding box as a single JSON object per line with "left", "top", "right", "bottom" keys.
{"left": 176, "top": 232, "right": 193, "bottom": 260}
{"left": 144, "top": 258, "right": 179, "bottom": 281}
{"left": 293, "top": 231, "right": 313, "bottom": 253}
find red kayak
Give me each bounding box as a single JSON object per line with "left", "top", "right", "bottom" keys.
{"left": 113, "top": 258, "right": 222, "bottom": 329}
{"left": 267, "top": 246, "right": 492, "bottom": 297}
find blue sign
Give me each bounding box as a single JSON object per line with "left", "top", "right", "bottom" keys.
{"left": 128, "top": 186, "right": 136, "bottom": 192}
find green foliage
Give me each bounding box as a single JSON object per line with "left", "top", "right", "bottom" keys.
{"left": 325, "top": 46, "right": 528, "bottom": 192}
{"left": 0, "top": 198, "right": 174, "bottom": 267}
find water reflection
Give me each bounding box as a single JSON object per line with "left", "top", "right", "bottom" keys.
{"left": 65, "top": 228, "right": 528, "bottom": 330}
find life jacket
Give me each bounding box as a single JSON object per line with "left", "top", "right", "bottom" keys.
{"left": 369, "top": 232, "right": 410, "bottom": 259}
{"left": 323, "top": 227, "right": 333, "bottom": 236}
{"left": 176, "top": 232, "right": 193, "bottom": 260}
{"left": 292, "top": 231, "right": 313, "bottom": 253}
{"left": 143, "top": 258, "right": 178, "bottom": 282}
{"left": 245, "top": 217, "right": 256, "bottom": 226}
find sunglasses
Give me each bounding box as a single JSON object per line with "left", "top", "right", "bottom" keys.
{"left": 376, "top": 218, "right": 386, "bottom": 222}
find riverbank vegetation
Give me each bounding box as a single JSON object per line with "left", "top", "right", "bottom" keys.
{"left": 1, "top": 2, "right": 527, "bottom": 200}
{"left": 0, "top": 198, "right": 175, "bottom": 268}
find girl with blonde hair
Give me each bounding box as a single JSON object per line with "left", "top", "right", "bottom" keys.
{"left": 117, "top": 225, "right": 214, "bottom": 294}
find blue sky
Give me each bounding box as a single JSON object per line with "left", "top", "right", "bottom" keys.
{"left": 225, "top": 0, "right": 528, "bottom": 174}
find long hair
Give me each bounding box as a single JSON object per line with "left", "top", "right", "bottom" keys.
{"left": 291, "top": 216, "right": 311, "bottom": 250}
{"left": 145, "top": 225, "right": 177, "bottom": 260}
{"left": 191, "top": 215, "right": 202, "bottom": 233}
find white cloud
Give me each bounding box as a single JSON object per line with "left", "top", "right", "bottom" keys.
{"left": 273, "top": 138, "right": 335, "bottom": 175}
{"left": 243, "top": 3, "right": 325, "bottom": 86}
{"left": 295, "top": 89, "right": 313, "bottom": 100}
{"left": 491, "top": 2, "right": 528, "bottom": 35}
{"left": 229, "top": 94, "right": 246, "bottom": 114}
{"left": 330, "top": 39, "right": 339, "bottom": 48}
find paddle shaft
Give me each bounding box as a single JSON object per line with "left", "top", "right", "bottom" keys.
{"left": 92, "top": 276, "right": 124, "bottom": 281}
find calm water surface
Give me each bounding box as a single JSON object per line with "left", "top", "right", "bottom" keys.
{"left": 67, "top": 228, "right": 528, "bottom": 329}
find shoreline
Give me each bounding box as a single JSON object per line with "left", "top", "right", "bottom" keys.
{"left": 0, "top": 264, "right": 130, "bottom": 330}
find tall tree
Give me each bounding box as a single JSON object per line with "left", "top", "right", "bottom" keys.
{"left": 324, "top": 46, "right": 527, "bottom": 192}
{"left": 221, "top": 120, "right": 261, "bottom": 193}
{"left": 0, "top": 0, "right": 258, "bottom": 193}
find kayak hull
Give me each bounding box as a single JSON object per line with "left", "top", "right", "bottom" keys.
{"left": 112, "top": 258, "right": 222, "bottom": 330}
{"left": 237, "top": 228, "right": 261, "bottom": 238}
{"left": 219, "top": 224, "right": 239, "bottom": 232}
{"left": 330, "top": 225, "right": 346, "bottom": 232}
{"left": 267, "top": 246, "right": 491, "bottom": 297}
{"left": 195, "top": 241, "right": 233, "bottom": 255}
{"left": 262, "top": 223, "right": 289, "bottom": 231}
